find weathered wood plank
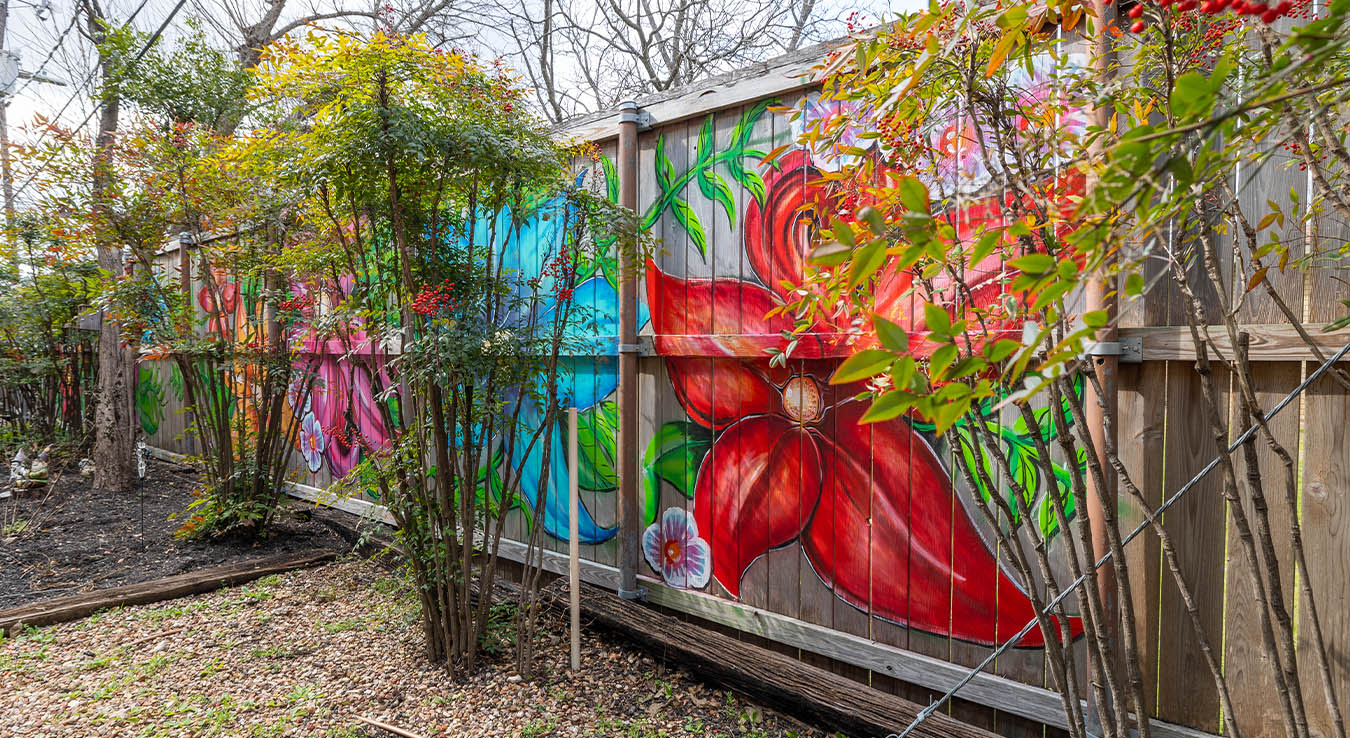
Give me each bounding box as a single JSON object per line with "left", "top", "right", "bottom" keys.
{"left": 493, "top": 536, "right": 1215, "bottom": 738}
{"left": 1120, "top": 324, "right": 1350, "bottom": 362}
{"left": 1117, "top": 360, "right": 1166, "bottom": 717}
{"left": 1298, "top": 201, "right": 1350, "bottom": 738}
{"left": 1154, "top": 364, "right": 1228, "bottom": 732}
{"left": 0, "top": 552, "right": 337, "bottom": 634}
{"left": 1221, "top": 361, "right": 1301, "bottom": 737}
{"left": 551, "top": 581, "right": 1001, "bottom": 738}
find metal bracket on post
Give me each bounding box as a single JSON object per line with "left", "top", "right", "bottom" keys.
{"left": 617, "top": 101, "right": 652, "bottom": 131}
{"left": 617, "top": 342, "right": 643, "bottom": 355}
{"left": 1086, "top": 337, "right": 1142, "bottom": 363}
{"left": 617, "top": 585, "right": 649, "bottom": 602}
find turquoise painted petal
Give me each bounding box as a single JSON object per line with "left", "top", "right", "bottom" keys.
{"left": 516, "top": 401, "right": 616, "bottom": 544}
{"left": 556, "top": 357, "right": 617, "bottom": 413}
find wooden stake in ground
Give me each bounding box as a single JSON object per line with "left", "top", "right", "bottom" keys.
{"left": 355, "top": 714, "right": 426, "bottom": 738}
{"left": 568, "top": 406, "right": 581, "bottom": 672}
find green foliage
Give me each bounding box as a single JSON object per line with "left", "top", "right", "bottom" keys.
{"left": 0, "top": 215, "right": 101, "bottom": 444}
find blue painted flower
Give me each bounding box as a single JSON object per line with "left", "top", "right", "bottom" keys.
{"left": 470, "top": 182, "right": 648, "bottom": 544}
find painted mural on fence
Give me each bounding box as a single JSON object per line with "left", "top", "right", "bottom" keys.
{"left": 272, "top": 180, "right": 641, "bottom": 542}
{"left": 132, "top": 54, "right": 1092, "bottom": 649}
{"left": 639, "top": 58, "right": 1090, "bottom": 647}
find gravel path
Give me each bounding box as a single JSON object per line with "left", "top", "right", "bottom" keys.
{"left": 0, "top": 559, "right": 836, "bottom": 738}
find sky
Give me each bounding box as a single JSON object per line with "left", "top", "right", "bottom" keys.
{"left": 0, "top": 0, "right": 913, "bottom": 207}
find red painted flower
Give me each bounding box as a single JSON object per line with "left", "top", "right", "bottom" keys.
{"left": 197, "top": 271, "right": 239, "bottom": 336}
{"left": 644, "top": 155, "right": 1081, "bottom": 648}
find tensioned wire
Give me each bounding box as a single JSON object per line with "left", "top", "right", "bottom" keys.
{"left": 890, "top": 339, "right": 1350, "bottom": 738}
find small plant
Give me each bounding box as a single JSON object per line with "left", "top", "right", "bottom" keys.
{"left": 1, "top": 518, "right": 32, "bottom": 538}
{"left": 521, "top": 716, "right": 559, "bottom": 738}
{"left": 477, "top": 601, "right": 518, "bottom": 658}
{"left": 321, "top": 619, "right": 365, "bottom": 634}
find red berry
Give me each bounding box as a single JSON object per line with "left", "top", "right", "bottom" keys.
{"left": 1131, "top": 18, "right": 1147, "bottom": 30}
{"left": 1129, "top": 4, "right": 1145, "bottom": 16}
{"left": 1262, "top": 7, "right": 1280, "bottom": 18}
{"left": 1275, "top": 0, "right": 1292, "bottom": 10}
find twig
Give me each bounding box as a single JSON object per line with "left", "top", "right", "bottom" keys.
{"left": 122, "top": 627, "right": 184, "bottom": 649}
{"left": 354, "top": 715, "right": 427, "bottom": 738}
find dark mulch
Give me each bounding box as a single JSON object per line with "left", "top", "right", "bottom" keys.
{"left": 0, "top": 458, "right": 351, "bottom": 611}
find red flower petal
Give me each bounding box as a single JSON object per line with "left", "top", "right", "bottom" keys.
{"left": 744, "top": 150, "right": 835, "bottom": 301}
{"left": 695, "top": 414, "right": 823, "bottom": 597}
{"left": 804, "top": 400, "right": 1076, "bottom": 647}
{"left": 665, "top": 358, "right": 778, "bottom": 430}
{"left": 646, "top": 258, "right": 795, "bottom": 340}
{"left": 870, "top": 172, "right": 1088, "bottom": 357}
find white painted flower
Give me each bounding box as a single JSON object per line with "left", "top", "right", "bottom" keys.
{"left": 642, "top": 507, "right": 712, "bottom": 589}
{"left": 299, "top": 412, "right": 326, "bottom": 472}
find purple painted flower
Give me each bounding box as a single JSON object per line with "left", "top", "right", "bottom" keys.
{"left": 643, "top": 507, "right": 712, "bottom": 589}
{"left": 300, "top": 412, "right": 326, "bottom": 472}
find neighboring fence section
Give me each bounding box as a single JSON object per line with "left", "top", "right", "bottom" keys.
{"left": 136, "top": 41, "right": 1350, "bottom": 738}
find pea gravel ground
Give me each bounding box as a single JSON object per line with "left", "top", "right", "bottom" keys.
{"left": 0, "top": 559, "right": 837, "bottom": 738}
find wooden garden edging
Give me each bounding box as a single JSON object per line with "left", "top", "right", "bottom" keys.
{"left": 548, "top": 579, "right": 999, "bottom": 738}
{"left": 0, "top": 551, "right": 336, "bottom": 635}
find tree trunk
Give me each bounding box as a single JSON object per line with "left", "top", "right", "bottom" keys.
{"left": 84, "top": 0, "right": 135, "bottom": 491}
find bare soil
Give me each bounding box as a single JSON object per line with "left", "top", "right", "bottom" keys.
{"left": 0, "top": 458, "right": 350, "bottom": 611}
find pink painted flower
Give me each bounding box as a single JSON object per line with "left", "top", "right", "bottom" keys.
{"left": 643, "top": 507, "right": 712, "bottom": 589}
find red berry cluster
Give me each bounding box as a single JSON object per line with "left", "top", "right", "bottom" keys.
{"left": 1128, "top": 0, "right": 1310, "bottom": 33}
{"left": 845, "top": 10, "right": 872, "bottom": 34}
{"left": 540, "top": 248, "right": 577, "bottom": 302}
{"left": 323, "top": 422, "right": 376, "bottom": 452}
{"left": 278, "top": 293, "right": 313, "bottom": 311}
{"left": 411, "top": 279, "right": 461, "bottom": 316}
{"left": 878, "top": 115, "right": 933, "bottom": 164}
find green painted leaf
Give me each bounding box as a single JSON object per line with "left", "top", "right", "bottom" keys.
{"left": 642, "top": 422, "right": 714, "bottom": 526}
{"left": 730, "top": 98, "right": 774, "bottom": 151}
{"left": 602, "top": 155, "right": 619, "bottom": 204}
{"left": 571, "top": 400, "right": 620, "bottom": 491}
{"left": 698, "top": 168, "right": 737, "bottom": 229}
{"left": 696, "top": 115, "right": 714, "bottom": 166}
{"left": 727, "top": 162, "right": 767, "bottom": 207}
{"left": 670, "top": 196, "right": 708, "bottom": 256}
{"left": 655, "top": 135, "right": 675, "bottom": 193}
{"left": 136, "top": 367, "right": 165, "bottom": 436}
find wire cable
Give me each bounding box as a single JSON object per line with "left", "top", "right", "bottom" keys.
{"left": 890, "top": 339, "right": 1350, "bottom": 738}
{"left": 8, "top": 10, "right": 80, "bottom": 100}
{"left": 10, "top": 0, "right": 181, "bottom": 203}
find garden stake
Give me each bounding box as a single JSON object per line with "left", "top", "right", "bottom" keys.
{"left": 569, "top": 406, "right": 580, "bottom": 671}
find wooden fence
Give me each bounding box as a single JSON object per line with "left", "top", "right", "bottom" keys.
{"left": 135, "top": 39, "right": 1350, "bottom": 738}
